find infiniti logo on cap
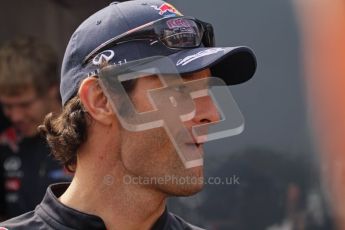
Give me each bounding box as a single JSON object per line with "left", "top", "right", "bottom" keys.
{"left": 92, "top": 50, "right": 115, "bottom": 66}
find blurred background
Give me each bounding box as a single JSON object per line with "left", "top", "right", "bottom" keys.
{"left": 1, "top": 0, "right": 343, "bottom": 229}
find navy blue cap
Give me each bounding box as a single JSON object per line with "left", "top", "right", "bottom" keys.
{"left": 61, "top": 0, "right": 256, "bottom": 105}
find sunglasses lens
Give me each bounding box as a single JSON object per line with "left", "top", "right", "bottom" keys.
{"left": 159, "top": 18, "right": 203, "bottom": 48}
{"left": 83, "top": 17, "right": 215, "bottom": 65}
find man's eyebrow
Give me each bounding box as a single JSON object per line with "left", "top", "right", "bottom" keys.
{"left": 181, "top": 73, "right": 195, "bottom": 79}
{"left": 181, "top": 70, "right": 210, "bottom": 80}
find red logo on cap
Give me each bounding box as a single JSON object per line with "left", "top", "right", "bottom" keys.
{"left": 151, "top": 3, "right": 182, "bottom": 16}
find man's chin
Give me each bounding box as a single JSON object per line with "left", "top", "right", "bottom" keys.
{"left": 170, "top": 182, "right": 205, "bottom": 197}
{"left": 158, "top": 176, "right": 205, "bottom": 197}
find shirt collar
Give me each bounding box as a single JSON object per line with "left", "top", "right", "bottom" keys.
{"left": 37, "top": 182, "right": 170, "bottom": 230}
{"left": 37, "top": 183, "right": 106, "bottom": 229}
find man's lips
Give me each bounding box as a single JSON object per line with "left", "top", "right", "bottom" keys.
{"left": 174, "top": 129, "right": 207, "bottom": 148}
{"left": 186, "top": 135, "right": 206, "bottom": 148}
{"left": 187, "top": 135, "right": 207, "bottom": 148}
{"left": 185, "top": 142, "right": 202, "bottom": 148}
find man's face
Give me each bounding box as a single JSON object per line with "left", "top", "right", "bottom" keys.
{"left": 0, "top": 87, "right": 53, "bottom": 137}
{"left": 118, "top": 68, "right": 220, "bottom": 196}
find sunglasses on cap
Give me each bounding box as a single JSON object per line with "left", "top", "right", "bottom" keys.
{"left": 82, "top": 16, "right": 215, "bottom": 65}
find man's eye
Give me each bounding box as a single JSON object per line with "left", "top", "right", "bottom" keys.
{"left": 175, "top": 85, "right": 187, "bottom": 92}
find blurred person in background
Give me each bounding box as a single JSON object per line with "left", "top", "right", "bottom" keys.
{"left": 0, "top": 110, "right": 9, "bottom": 219}
{"left": 0, "top": 36, "right": 70, "bottom": 219}
{"left": 293, "top": 0, "right": 345, "bottom": 229}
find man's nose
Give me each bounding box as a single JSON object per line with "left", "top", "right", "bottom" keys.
{"left": 191, "top": 95, "right": 221, "bottom": 125}
{"left": 5, "top": 107, "right": 25, "bottom": 123}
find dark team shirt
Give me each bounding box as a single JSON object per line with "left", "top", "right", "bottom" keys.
{"left": 0, "top": 127, "right": 71, "bottom": 219}
{"left": 0, "top": 112, "right": 10, "bottom": 133}
{"left": 0, "top": 183, "right": 204, "bottom": 230}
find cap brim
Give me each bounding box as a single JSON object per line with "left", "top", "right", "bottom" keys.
{"left": 168, "top": 46, "right": 257, "bottom": 85}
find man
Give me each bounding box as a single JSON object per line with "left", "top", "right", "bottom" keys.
{"left": 0, "top": 37, "right": 70, "bottom": 218}
{"left": 1, "top": 0, "right": 256, "bottom": 229}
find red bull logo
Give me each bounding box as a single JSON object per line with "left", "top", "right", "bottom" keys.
{"left": 151, "top": 3, "right": 182, "bottom": 16}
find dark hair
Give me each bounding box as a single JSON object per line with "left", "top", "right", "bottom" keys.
{"left": 39, "top": 96, "right": 86, "bottom": 172}
{"left": 0, "top": 36, "right": 58, "bottom": 96}
{"left": 39, "top": 79, "right": 137, "bottom": 172}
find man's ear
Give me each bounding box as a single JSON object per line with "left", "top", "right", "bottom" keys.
{"left": 78, "top": 77, "right": 114, "bottom": 125}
